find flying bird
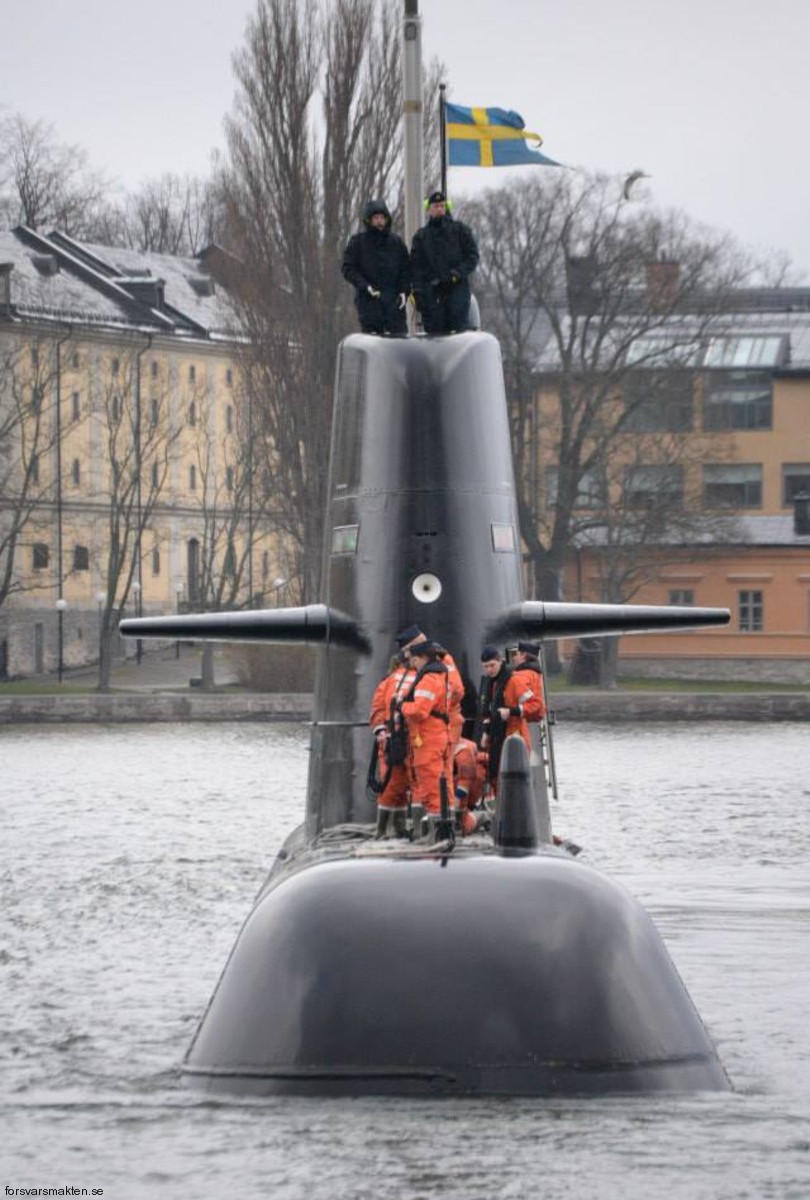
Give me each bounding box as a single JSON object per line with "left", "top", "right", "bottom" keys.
{"left": 623, "top": 169, "right": 650, "bottom": 200}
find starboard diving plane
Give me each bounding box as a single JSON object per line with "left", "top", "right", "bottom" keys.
{"left": 118, "top": 0, "right": 731, "bottom": 1097}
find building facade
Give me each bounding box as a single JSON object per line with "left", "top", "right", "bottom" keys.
{"left": 533, "top": 291, "right": 810, "bottom": 681}
{"left": 0, "top": 227, "right": 289, "bottom": 679}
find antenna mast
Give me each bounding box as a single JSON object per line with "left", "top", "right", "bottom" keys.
{"left": 402, "top": 0, "right": 424, "bottom": 247}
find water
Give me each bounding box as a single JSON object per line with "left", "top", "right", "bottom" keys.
{"left": 1, "top": 721, "right": 808, "bottom": 1199}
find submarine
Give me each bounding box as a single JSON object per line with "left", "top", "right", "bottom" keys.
{"left": 121, "top": 330, "right": 731, "bottom": 1097}
{"left": 118, "top": 0, "right": 731, "bottom": 1096}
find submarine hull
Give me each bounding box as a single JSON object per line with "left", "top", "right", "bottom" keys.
{"left": 183, "top": 850, "right": 729, "bottom": 1096}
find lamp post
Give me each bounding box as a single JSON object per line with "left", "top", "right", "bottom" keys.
{"left": 132, "top": 580, "right": 142, "bottom": 665}
{"left": 55, "top": 597, "right": 67, "bottom": 684}
{"left": 96, "top": 591, "right": 106, "bottom": 670}
{"left": 272, "top": 576, "right": 287, "bottom": 607}
{"left": 175, "top": 584, "right": 184, "bottom": 657}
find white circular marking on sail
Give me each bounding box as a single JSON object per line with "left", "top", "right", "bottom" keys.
{"left": 411, "top": 573, "right": 442, "bottom": 603}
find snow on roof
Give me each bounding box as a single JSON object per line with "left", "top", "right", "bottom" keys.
{"left": 0, "top": 228, "right": 241, "bottom": 340}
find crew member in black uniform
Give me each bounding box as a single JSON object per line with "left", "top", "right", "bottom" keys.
{"left": 341, "top": 199, "right": 410, "bottom": 335}
{"left": 410, "top": 190, "right": 479, "bottom": 334}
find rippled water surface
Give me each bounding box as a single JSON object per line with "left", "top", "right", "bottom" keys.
{"left": 1, "top": 721, "right": 808, "bottom": 1199}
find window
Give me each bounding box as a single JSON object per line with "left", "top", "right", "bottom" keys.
{"left": 491, "top": 523, "right": 517, "bottom": 552}
{"left": 783, "top": 464, "right": 810, "bottom": 506}
{"left": 331, "top": 524, "right": 359, "bottom": 554}
{"left": 111, "top": 357, "right": 120, "bottom": 375}
{"left": 152, "top": 546, "right": 161, "bottom": 576}
{"left": 71, "top": 352, "right": 80, "bottom": 370}
{"left": 189, "top": 465, "right": 197, "bottom": 491}
{"left": 703, "top": 373, "right": 772, "bottom": 430}
{"left": 703, "top": 464, "right": 762, "bottom": 508}
{"left": 738, "top": 590, "right": 763, "bottom": 632}
{"left": 111, "top": 394, "right": 121, "bottom": 422}
{"left": 624, "top": 464, "right": 683, "bottom": 509}
{"left": 151, "top": 461, "right": 159, "bottom": 488}
{"left": 226, "top": 368, "right": 233, "bottom": 388}
{"left": 224, "top": 541, "right": 236, "bottom": 576}
{"left": 30, "top": 453, "right": 39, "bottom": 484}
{"left": 668, "top": 589, "right": 694, "bottom": 606}
{"left": 33, "top": 543, "right": 49, "bottom": 570}
{"left": 30, "top": 347, "right": 39, "bottom": 366}
{"left": 151, "top": 397, "right": 160, "bottom": 426}
{"left": 262, "top": 551, "right": 269, "bottom": 580}
{"left": 188, "top": 401, "right": 196, "bottom": 427}
{"left": 71, "top": 458, "right": 81, "bottom": 485}
{"left": 71, "top": 391, "right": 80, "bottom": 421}
{"left": 189, "top": 364, "right": 196, "bottom": 383}
{"left": 226, "top": 465, "right": 234, "bottom": 492}
{"left": 73, "top": 545, "right": 89, "bottom": 571}
{"left": 703, "top": 335, "right": 785, "bottom": 368}
{"left": 622, "top": 371, "right": 694, "bottom": 432}
{"left": 151, "top": 361, "right": 159, "bottom": 379}
{"left": 226, "top": 405, "right": 233, "bottom": 433}
{"left": 30, "top": 385, "right": 43, "bottom": 414}
{"left": 545, "top": 467, "right": 607, "bottom": 509}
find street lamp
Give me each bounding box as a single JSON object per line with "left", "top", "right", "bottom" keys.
{"left": 55, "top": 597, "right": 68, "bottom": 684}
{"left": 132, "top": 580, "right": 142, "bottom": 665}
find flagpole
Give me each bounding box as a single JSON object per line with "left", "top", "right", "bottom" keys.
{"left": 439, "top": 82, "right": 448, "bottom": 196}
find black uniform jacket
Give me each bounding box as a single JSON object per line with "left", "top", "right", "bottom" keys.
{"left": 341, "top": 227, "right": 410, "bottom": 296}
{"left": 410, "top": 215, "right": 479, "bottom": 293}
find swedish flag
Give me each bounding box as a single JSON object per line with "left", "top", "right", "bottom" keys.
{"left": 445, "top": 103, "right": 560, "bottom": 167}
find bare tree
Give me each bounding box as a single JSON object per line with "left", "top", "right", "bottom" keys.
{"left": 0, "top": 330, "right": 85, "bottom": 608}
{"left": 217, "top": 0, "right": 444, "bottom": 600}
{"left": 183, "top": 379, "right": 272, "bottom": 686}
{"left": 467, "top": 171, "right": 750, "bottom": 671}
{"left": 0, "top": 113, "right": 109, "bottom": 237}
{"left": 92, "top": 351, "right": 180, "bottom": 690}
{"left": 91, "top": 174, "right": 222, "bottom": 255}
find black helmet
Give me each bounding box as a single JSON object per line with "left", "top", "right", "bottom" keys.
{"left": 363, "top": 199, "right": 391, "bottom": 226}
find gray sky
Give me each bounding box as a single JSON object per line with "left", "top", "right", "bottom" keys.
{"left": 3, "top": 0, "right": 809, "bottom": 276}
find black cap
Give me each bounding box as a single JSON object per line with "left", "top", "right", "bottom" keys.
{"left": 427, "top": 190, "right": 446, "bottom": 205}
{"left": 395, "top": 624, "right": 423, "bottom": 647}
{"left": 412, "top": 639, "right": 441, "bottom": 657}
{"left": 481, "top": 645, "right": 501, "bottom": 663}
{"left": 517, "top": 640, "right": 540, "bottom": 656}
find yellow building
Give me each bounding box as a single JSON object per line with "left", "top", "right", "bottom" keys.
{"left": 0, "top": 227, "right": 289, "bottom": 679}
{"left": 534, "top": 301, "right": 810, "bottom": 682}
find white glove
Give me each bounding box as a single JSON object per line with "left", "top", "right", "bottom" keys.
{"left": 397, "top": 292, "right": 407, "bottom": 310}
{"left": 367, "top": 285, "right": 381, "bottom": 299}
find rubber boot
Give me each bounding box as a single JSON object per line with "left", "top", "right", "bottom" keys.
{"left": 376, "top": 808, "right": 393, "bottom": 839}
{"left": 392, "top": 809, "right": 409, "bottom": 839}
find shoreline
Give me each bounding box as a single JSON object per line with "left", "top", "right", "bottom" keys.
{"left": 1, "top": 689, "right": 808, "bottom": 723}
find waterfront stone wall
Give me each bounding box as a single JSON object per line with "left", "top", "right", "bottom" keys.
{"left": 617, "top": 656, "right": 810, "bottom": 685}
{"left": 1, "top": 690, "right": 808, "bottom": 723}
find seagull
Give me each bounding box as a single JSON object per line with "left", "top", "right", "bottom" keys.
{"left": 622, "top": 169, "right": 650, "bottom": 200}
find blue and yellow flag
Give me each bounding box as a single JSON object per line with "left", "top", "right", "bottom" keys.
{"left": 445, "top": 103, "right": 560, "bottom": 167}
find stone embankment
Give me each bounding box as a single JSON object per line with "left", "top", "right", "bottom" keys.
{"left": 1, "top": 690, "right": 808, "bottom": 724}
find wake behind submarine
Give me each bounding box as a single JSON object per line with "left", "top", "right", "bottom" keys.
{"left": 121, "top": 330, "right": 731, "bottom": 1096}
